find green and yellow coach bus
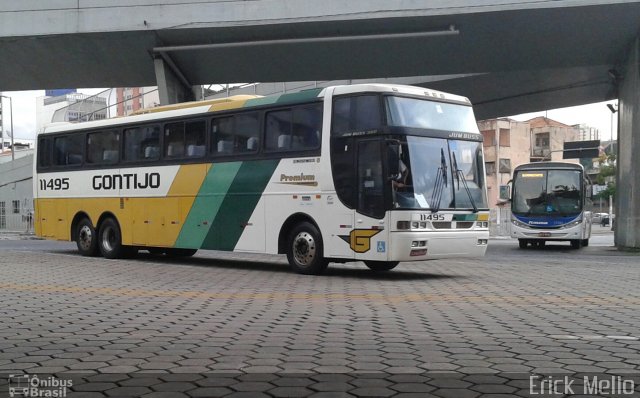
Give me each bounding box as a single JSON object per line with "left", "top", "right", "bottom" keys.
{"left": 34, "top": 84, "right": 490, "bottom": 274}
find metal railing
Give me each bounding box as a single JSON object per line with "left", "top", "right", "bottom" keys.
{"left": 0, "top": 210, "right": 34, "bottom": 234}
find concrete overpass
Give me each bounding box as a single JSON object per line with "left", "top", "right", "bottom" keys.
{"left": 1, "top": 0, "right": 640, "bottom": 249}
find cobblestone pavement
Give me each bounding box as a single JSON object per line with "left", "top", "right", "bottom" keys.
{"left": 0, "top": 240, "right": 638, "bottom": 397}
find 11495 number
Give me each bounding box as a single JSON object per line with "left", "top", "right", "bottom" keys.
{"left": 39, "top": 178, "right": 69, "bottom": 190}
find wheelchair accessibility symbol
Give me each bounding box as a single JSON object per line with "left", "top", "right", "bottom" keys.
{"left": 377, "top": 241, "right": 386, "bottom": 253}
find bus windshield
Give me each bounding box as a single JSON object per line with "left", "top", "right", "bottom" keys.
{"left": 512, "top": 169, "right": 582, "bottom": 216}
{"left": 392, "top": 136, "right": 488, "bottom": 211}
{"left": 386, "top": 96, "right": 478, "bottom": 133}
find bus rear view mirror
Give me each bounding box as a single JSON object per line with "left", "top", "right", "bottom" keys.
{"left": 500, "top": 180, "right": 513, "bottom": 201}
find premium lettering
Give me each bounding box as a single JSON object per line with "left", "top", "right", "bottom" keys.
{"left": 280, "top": 173, "right": 315, "bottom": 182}
{"left": 93, "top": 173, "right": 160, "bottom": 190}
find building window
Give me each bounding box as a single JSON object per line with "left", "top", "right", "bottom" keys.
{"left": 499, "top": 128, "right": 510, "bottom": 147}
{"left": 499, "top": 158, "right": 511, "bottom": 173}
{"left": 485, "top": 161, "right": 496, "bottom": 175}
{"left": 535, "top": 133, "right": 550, "bottom": 147}
{"left": 12, "top": 200, "right": 20, "bottom": 214}
{"left": 481, "top": 130, "right": 494, "bottom": 146}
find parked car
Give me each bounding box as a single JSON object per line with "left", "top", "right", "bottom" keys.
{"left": 592, "top": 212, "right": 608, "bottom": 225}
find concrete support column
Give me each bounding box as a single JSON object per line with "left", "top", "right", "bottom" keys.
{"left": 615, "top": 36, "right": 640, "bottom": 250}
{"left": 154, "top": 56, "right": 200, "bottom": 105}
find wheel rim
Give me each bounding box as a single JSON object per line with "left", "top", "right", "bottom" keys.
{"left": 78, "top": 225, "right": 93, "bottom": 251}
{"left": 102, "top": 225, "right": 116, "bottom": 252}
{"left": 293, "top": 231, "right": 316, "bottom": 266}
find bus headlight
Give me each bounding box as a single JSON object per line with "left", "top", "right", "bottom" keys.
{"left": 511, "top": 218, "right": 529, "bottom": 228}
{"left": 560, "top": 217, "right": 582, "bottom": 229}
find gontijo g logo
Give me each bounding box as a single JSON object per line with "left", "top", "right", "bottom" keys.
{"left": 339, "top": 229, "right": 381, "bottom": 253}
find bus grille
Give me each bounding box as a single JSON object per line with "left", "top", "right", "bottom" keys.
{"left": 432, "top": 221, "right": 474, "bottom": 229}
{"left": 432, "top": 222, "right": 452, "bottom": 229}
{"left": 456, "top": 222, "right": 474, "bottom": 229}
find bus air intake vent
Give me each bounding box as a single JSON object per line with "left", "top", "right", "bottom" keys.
{"left": 456, "top": 222, "right": 474, "bottom": 229}
{"left": 432, "top": 222, "right": 452, "bottom": 229}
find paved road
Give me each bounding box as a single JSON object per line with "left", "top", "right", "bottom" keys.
{"left": 0, "top": 231, "right": 638, "bottom": 397}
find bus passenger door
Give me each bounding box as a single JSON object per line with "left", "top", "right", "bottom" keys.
{"left": 354, "top": 140, "right": 389, "bottom": 262}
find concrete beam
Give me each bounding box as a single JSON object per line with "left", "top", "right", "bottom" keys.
{"left": 153, "top": 55, "right": 198, "bottom": 105}
{"left": 615, "top": 36, "right": 640, "bottom": 249}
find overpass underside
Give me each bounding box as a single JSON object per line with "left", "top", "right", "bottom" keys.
{"left": 1, "top": 0, "right": 640, "bottom": 248}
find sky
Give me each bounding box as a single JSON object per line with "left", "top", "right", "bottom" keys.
{"left": 0, "top": 88, "right": 619, "bottom": 144}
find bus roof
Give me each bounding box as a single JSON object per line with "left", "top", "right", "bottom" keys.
{"left": 39, "top": 84, "right": 470, "bottom": 135}
{"left": 514, "top": 162, "right": 584, "bottom": 171}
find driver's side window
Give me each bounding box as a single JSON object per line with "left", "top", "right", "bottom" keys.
{"left": 357, "top": 140, "right": 385, "bottom": 218}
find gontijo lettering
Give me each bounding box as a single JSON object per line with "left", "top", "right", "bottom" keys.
{"left": 93, "top": 173, "right": 160, "bottom": 190}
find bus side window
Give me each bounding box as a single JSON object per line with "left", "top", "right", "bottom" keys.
{"left": 124, "top": 125, "right": 160, "bottom": 162}
{"left": 265, "top": 110, "right": 292, "bottom": 151}
{"left": 212, "top": 116, "right": 234, "bottom": 155}
{"left": 185, "top": 120, "right": 206, "bottom": 157}
{"left": 235, "top": 112, "right": 259, "bottom": 153}
{"left": 38, "top": 137, "right": 52, "bottom": 168}
{"left": 293, "top": 104, "right": 322, "bottom": 149}
{"left": 87, "top": 130, "right": 119, "bottom": 165}
{"left": 165, "top": 122, "right": 185, "bottom": 158}
{"left": 53, "top": 135, "right": 84, "bottom": 166}
{"left": 331, "top": 95, "right": 381, "bottom": 136}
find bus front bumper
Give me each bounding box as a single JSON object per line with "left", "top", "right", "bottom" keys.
{"left": 388, "top": 231, "right": 489, "bottom": 262}
{"left": 510, "top": 223, "right": 584, "bottom": 241}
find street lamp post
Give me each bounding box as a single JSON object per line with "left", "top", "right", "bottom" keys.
{"left": 0, "top": 95, "right": 14, "bottom": 161}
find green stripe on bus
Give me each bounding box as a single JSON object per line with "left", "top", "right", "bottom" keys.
{"left": 174, "top": 162, "right": 242, "bottom": 248}
{"left": 200, "top": 159, "right": 280, "bottom": 250}
{"left": 244, "top": 89, "right": 322, "bottom": 108}
{"left": 453, "top": 214, "right": 477, "bottom": 221}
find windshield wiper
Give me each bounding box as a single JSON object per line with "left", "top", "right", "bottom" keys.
{"left": 430, "top": 148, "right": 448, "bottom": 213}
{"left": 452, "top": 152, "right": 478, "bottom": 213}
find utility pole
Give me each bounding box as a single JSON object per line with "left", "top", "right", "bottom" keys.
{"left": 0, "top": 95, "right": 14, "bottom": 161}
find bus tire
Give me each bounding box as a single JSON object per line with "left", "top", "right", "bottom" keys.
{"left": 165, "top": 248, "right": 198, "bottom": 257}
{"left": 287, "top": 222, "right": 328, "bottom": 275}
{"left": 518, "top": 239, "right": 528, "bottom": 249}
{"left": 98, "top": 217, "right": 132, "bottom": 259}
{"left": 581, "top": 239, "right": 589, "bottom": 247}
{"left": 364, "top": 261, "right": 399, "bottom": 272}
{"left": 76, "top": 218, "right": 99, "bottom": 257}
{"left": 570, "top": 239, "right": 582, "bottom": 249}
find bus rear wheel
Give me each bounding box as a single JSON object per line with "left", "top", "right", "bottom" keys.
{"left": 364, "top": 261, "right": 399, "bottom": 272}
{"left": 98, "top": 218, "right": 136, "bottom": 259}
{"left": 287, "top": 222, "right": 328, "bottom": 275}
{"left": 76, "top": 218, "right": 99, "bottom": 257}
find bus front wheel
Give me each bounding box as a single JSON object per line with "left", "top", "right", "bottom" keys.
{"left": 364, "top": 261, "right": 399, "bottom": 272}
{"left": 98, "top": 218, "right": 136, "bottom": 259}
{"left": 287, "top": 222, "right": 328, "bottom": 275}
{"left": 76, "top": 218, "right": 99, "bottom": 257}
{"left": 518, "top": 239, "right": 528, "bottom": 249}
{"left": 570, "top": 239, "right": 582, "bottom": 249}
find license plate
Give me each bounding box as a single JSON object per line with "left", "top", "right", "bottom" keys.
{"left": 538, "top": 232, "right": 551, "bottom": 237}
